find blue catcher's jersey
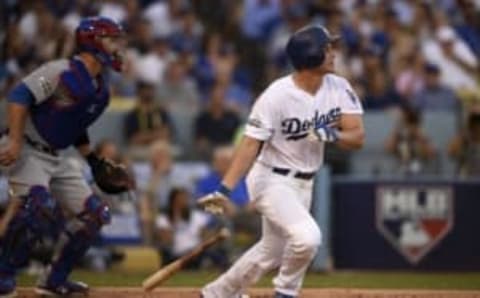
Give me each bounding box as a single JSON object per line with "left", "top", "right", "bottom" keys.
{"left": 21, "top": 58, "right": 110, "bottom": 149}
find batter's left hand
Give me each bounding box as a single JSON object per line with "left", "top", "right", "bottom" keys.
{"left": 197, "top": 191, "right": 229, "bottom": 215}
{"left": 0, "top": 139, "right": 23, "bottom": 166}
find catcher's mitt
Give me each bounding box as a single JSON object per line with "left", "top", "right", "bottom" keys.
{"left": 87, "top": 153, "right": 134, "bottom": 194}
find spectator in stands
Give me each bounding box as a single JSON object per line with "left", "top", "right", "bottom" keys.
{"left": 124, "top": 81, "right": 173, "bottom": 147}
{"left": 193, "top": 33, "right": 238, "bottom": 99}
{"left": 143, "top": 0, "right": 187, "bottom": 39}
{"left": 137, "top": 140, "right": 206, "bottom": 243}
{"left": 241, "top": 0, "right": 281, "bottom": 42}
{"left": 195, "top": 146, "right": 248, "bottom": 208}
{"left": 267, "top": 2, "right": 310, "bottom": 78}
{"left": 362, "top": 70, "right": 403, "bottom": 110}
{"left": 138, "top": 140, "right": 174, "bottom": 244}
{"left": 218, "top": 70, "right": 253, "bottom": 118}
{"left": 133, "top": 36, "right": 173, "bottom": 86}
{"left": 169, "top": 5, "right": 204, "bottom": 54}
{"left": 448, "top": 112, "right": 480, "bottom": 177}
{"left": 411, "top": 63, "right": 459, "bottom": 111}
{"left": 385, "top": 106, "right": 437, "bottom": 175}
{"left": 94, "top": 139, "right": 121, "bottom": 161}
{"left": 394, "top": 53, "right": 426, "bottom": 101}
{"left": 455, "top": 1, "right": 480, "bottom": 58}
{"left": 98, "top": 0, "right": 129, "bottom": 23}
{"left": 31, "top": 3, "right": 74, "bottom": 63}
{"left": 3, "top": 0, "right": 480, "bottom": 185}
{"left": 360, "top": 45, "right": 404, "bottom": 110}
{"left": 192, "top": 33, "right": 253, "bottom": 115}
{"left": 0, "top": 167, "right": 10, "bottom": 236}
{"left": 194, "top": 84, "right": 241, "bottom": 159}
{"left": 421, "top": 25, "right": 479, "bottom": 92}
{"left": 156, "top": 187, "right": 228, "bottom": 269}
{"left": 157, "top": 58, "right": 200, "bottom": 153}
{"left": 195, "top": 145, "right": 260, "bottom": 248}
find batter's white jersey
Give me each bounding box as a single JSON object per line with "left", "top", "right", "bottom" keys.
{"left": 245, "top": 73, "right": 363, "bottom": 172}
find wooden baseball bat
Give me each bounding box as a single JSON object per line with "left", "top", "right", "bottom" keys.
{"left": 142, "top": 227, "right": 231, "bottom": 292}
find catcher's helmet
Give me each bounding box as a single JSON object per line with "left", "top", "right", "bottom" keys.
{"left": 286, "top": 25, "right": 339, "bottom": 70}
{"left": 76, "top": 17, "right": 124, "bottom": 71}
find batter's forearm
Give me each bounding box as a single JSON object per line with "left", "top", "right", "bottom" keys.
{"left": 221, "top": 136, "right": 261, "bottom": 190}
{"left": 7, "top": 103, "right": 29, "bottom": 142}
{"left": 336, "top": 127, "right": 365, "bottom": 150}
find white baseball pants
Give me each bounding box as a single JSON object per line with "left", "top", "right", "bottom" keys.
{"left": 202, "top": 162, "right": 321, "bottom": 297}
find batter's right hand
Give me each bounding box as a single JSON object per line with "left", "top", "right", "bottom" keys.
{"left": 309, "top": 123, "right": 339, "bottom": 143}
{"left": 0, "top": 139, "right": 23, "bottom": 166}
{"left": 197, "top": 191, "right": 229, "bottom": 215}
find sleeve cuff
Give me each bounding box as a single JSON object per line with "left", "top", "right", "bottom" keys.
{"left": 7, "top": 83, "right": 35, "bottom": 106}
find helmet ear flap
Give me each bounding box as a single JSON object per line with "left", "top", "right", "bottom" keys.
{"left": 305, "top": 46, "right": 325, "bottom": 68}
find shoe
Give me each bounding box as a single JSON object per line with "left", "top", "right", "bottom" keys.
{"left": 0, "top": 275, "right": 16, "bottom": 298}
{"left": 274, "top": 292, "right": 294, "bottom": 298}
{"left": 35, "top": 280, "right": 89, "bottom": 297}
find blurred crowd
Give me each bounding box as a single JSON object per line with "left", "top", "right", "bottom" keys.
{"left": 1, "top": 0, "right": 480, "bottom": 169}
{"left": 1, "top": 0, "right": 480, "bottom": 270}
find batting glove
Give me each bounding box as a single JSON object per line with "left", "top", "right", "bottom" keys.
{"left": 197, "top": 185, "right": 231, "bottom": 215}
{"left": 309, "top": 123, "right": 339, "bottom": 143}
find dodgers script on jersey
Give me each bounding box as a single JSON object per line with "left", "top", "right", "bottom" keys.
{"left": 245, "top": 73, "right": 363, "bottom": 172}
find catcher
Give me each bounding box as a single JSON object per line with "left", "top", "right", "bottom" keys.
{"left": 0, "top": 17, "right": 133, "bottom": 297}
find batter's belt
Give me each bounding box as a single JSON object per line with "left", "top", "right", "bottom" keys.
{"left": 272, "top": 167, "right": 315, "bottom": 180}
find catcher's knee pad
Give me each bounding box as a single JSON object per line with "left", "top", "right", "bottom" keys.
{"left": 24, "top": 186, "right": 64, "bottom": 236}
{"left": 288, "top": 221, "right": 321, "bottom": 259}
{"left": 79, "top": 194, "right": 111, "bottom": 228}
{"left": 0, "top": 186, "right": 63, "bottom": 274}
{"left": 66, "top": 194, "right": 110, "bottom": 238}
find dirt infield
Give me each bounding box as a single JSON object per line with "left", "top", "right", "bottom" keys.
{"left": 16, "top": 287, "right": 480, "bottom": 298}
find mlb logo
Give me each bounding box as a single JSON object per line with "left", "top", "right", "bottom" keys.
{"left": 376, "top": 186, "right": 454, "bottom": 264}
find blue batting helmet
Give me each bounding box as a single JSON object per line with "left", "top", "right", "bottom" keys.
{"left": 76, "top": 17, "right": 124, "bottom": 71}
{"left": 286, "top": 25, "right": 339, "bottom": 70}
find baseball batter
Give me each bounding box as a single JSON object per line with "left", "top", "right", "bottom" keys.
{"left": 0, "top": 17, "right": 132, "bottom": 297}
{"left": 198, "top": 25, "right": 365, "bottom": 298}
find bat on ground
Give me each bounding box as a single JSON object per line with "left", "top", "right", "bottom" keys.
{"left": 142, "top": 227, "right": 231, "bottom": 292}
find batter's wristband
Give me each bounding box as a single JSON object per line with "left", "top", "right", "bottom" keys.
{"left": 218, "top": 184, "right": 232, "bottom": 197}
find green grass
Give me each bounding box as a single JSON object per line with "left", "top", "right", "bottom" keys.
{"left": 17, "top": 270, "right": 480, "bottom": 290}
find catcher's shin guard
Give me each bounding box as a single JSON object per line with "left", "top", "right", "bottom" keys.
{"left": 0, "top": 186, "right": 63, "bottom": 294}
{"left": 44, "top": 195, "right": 110, "bottom": 287}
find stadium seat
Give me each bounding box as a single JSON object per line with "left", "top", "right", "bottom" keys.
{"left": 350, "top": 111, "right": 458, "bottom": 177}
